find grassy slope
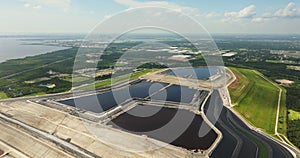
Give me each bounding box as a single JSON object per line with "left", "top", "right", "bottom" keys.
{"left": 228, "top": 67, "right": 282, "bottom": 134}
{"left": 0, "top": 91, "right": 8, "bottom": 99}
{"left": 228, "top": 68, "right": 251, "bottom": 105}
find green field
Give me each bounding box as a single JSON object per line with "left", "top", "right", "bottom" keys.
{"left": 266, "top": 60, "right": 284, "bottom": 64}
{"left": 265, "top": 60, "right": 296, "bottom": 64}
{"left": 229, "top": 67, "right": 284, "bottom": 134}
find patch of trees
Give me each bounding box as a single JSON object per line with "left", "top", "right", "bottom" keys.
{"left": 226, "top": 61, "right": 300, "bottom": 82}
{"left": 216, "top": 40, "right": 300, "bottom": 50}
{"left": 4, "top": 78, "right": 71, "bottom": 98}
{"left": 137, "top": 62, "right": 168, "bottom": 69}
{"left": 95, "top": 74, "right": 112, "bottom": 80}
{"left": 287, "top": 88, "right": 300, "bottom": 111}
{"left": 287, "top": 120, "right": 300, "bottom": 148}
{"left": 286, "top": 87, "right": 300, "bottom": 149}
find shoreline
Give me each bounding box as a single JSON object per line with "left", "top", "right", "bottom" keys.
{"left": 0, "top": 37, "right": 72, "bottom": 63}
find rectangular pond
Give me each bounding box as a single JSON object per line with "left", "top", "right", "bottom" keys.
{"left": 58, "top": 80, "right": 169, "bottom": 113}
{"left": 161, "top": 67, "right": 221, "bottom": 80}
{"left": 108, "top": 104, "right": 217, "bottom": 150}
{"left": 150, "top": 85, "right": 198, "bottom": 104}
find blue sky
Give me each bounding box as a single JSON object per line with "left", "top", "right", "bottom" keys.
{"left": 0, "top": 0, "right": 300, "bottom": 34}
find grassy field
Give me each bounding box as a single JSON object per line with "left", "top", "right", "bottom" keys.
{"left": 265, "top": 60, "right": 295, "bottom": 64}
{"left": 228, "top": 67, "right": 284, "bottom": 134}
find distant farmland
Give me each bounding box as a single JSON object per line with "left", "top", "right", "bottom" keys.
{"left": 228, "top": 67, "right": 286, "bottom": 135}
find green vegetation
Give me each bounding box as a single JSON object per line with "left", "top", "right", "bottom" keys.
{"left": 287, "top": 117, "right": 300, "bottom": 148}
{"left": 229, "top": 67, "right": 281, "bottom": 134}
{"left": 0, "top": 91, "right": 8, "bottom": 99}
{"left": 266, "top": 60, "right": 283, "bottom": 63}
{"left": 223, "top": 43, "right": 300, "bottom": 148}
{"left": 288, "top": 110, "right": 300, "bottom": 121}
{"left": 4, "top": 77, "right": 72, "bottom": 98}
{"left": 0, "top": 47, "right": 78, "bottom": 78}
{"left": 79, "top": 68, "right": 162, "bottom": 91}
{"left": 278, "top": 88, "right": 287, "bottom": 134}
{"left": 286, "top": 88, "right": 300, "bottom": 148}
{"left": 228, "top": 68, "right": 251, "bottom": 105}
{"left": 97, "top": 68, "right": 160, "bottom": 87}
{"left": 0, "top": 48, "right": 79, "bottom": 98}
{"left": 137, "top": 62, "right": 168, "bottom": 69}
{"left": 265, "top": 60, "right": 295, "bottom": 64}
{"left": 0, "top": 43, "right": 142, "bottom": 98}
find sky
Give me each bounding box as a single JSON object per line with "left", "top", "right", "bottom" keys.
{"left": 0, "top": 0, "right": 300, "bottom": 34}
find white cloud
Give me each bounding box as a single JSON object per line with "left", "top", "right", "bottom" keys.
{"left": 274, "top": 2, "right": 300, "bottom": 18}
{"left": 114, "top": 0, "right": 169, "bottom": 8}
{"left": 221, "top": 2, "right": 300, "bottom": 24}
{"left": 103, "top": 14, "right": 113, "bottom": 20}
{"left": 24, "top": 3, "right": 41, "bottom": 9}
{"left": 224, "top": 5, "right": 256, "bottom": 19}
{"left": 21, "top": 0, "right": 71, "bottom": 12}
{"left": 251, "top": 2, "right": 300, "bottom": 23}
{"left": 206, "top": 12, "right": 220, "bottom": 18}
{"left": 24, "top": 3, "right": 31, "bottom": 8}
{"left": 251, "top": 17, "right": 265, "bottom": 23}
{"left": 113, "top": 0, "right": 202, "bottom": 17}
{"left": 32, "top": 5, "right": 41, "bottom": 9}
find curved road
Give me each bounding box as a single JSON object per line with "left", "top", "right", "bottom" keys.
{"left": 205, "top": 91, "right": 295, "bottom": 158}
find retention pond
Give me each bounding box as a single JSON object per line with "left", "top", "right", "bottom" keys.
{"left": 58, "top": 80, "right": 169, "bottom": 113}
{"left": 108, "top": 104, "right": 217, "bottom": 150}
{"left": 161, "top": 67, "right": 221, "bottom": 80}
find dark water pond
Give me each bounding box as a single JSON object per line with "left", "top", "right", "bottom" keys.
{"left": 108, "top": 105, "right": 217, "bottom": 150}
{"left": 150, "top": 85, "right": 198, "bottom": 104}
{"left": 59, "top": 80, "right": 168, "bottom": 113}
{"left": 162, "top": 67, "right": 220, "bottom": 80}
